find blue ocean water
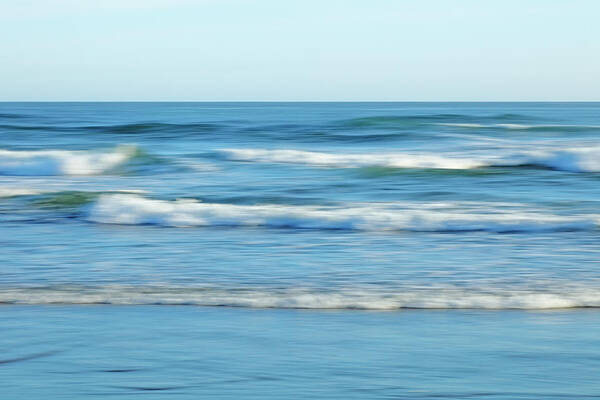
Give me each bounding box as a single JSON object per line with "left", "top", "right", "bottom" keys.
{"left": 1, "top": 102, "right": 600, "bottom": 398}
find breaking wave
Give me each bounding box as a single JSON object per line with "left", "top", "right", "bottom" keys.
{"left": 222, "top": 148, "right": 486, "bottom": 169}
{"left": 0, "top": 187, "right": 44, "bottom": 198}
{"left": 2, "top": 285, "right": 600, "bottom": 309}
{"left": 0, "top": 146, "right": 140, "bottom": 176}
{"left": 437, "top": 122, "right": 600, "bottom": 131}
{"left": 86, "top": 194, "right": 597, "bottom": 232}
{"left": 221, "top": 147, "right": 600, "bottom": 172}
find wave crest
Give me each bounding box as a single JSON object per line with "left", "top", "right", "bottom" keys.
{"left": 86, "top": 194, "right": 596, "bottom": 232}
{"left": 221, "top": 147, "right": 600, "bottom": 173}
{"left": 222, "top": 149, "right": 487, "bottom": 169}
{"left": 0, "top": 146, "right": 138, "bottom": 176}
{"left": 437, "top": 122, "right": 600, "bottom": 131}
{"left": 3, "top": 285, "right": 600, "bottom": 309}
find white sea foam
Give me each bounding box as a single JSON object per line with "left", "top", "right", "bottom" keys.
{"left": 3, "top": 285, "right": 600, "bottom": 309}
{"left": 86, "top": 194, "right": 596, "bottom": 232}
{"left": 517, "top": 148, "right": 600, "bottom": 173}
{"left": 176, "top": 158, "right": 220, "bottom": 172}
{"left": 437, "top": 123, "right": 486, "bottom": 128}
{"left": 222, "top": 149, "right": 488, "bottom": 169}
{"left": 221, "top": 147, "right": 600, "bottom": 172}
{"left": 437, "top": 123, "right": 600, "bottom": 130}
{"left": 495, "top": 123, "right": 532, "bottom": 129}
{"left": 0, "top": 187, "right": 43, "bottom": 197}
{"left": 0, "top": 146, "right": 137, "bottom": 176}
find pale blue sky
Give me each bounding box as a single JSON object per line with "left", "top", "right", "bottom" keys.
{"left": 1, "top": 0, "right": 599, "bottom": 101}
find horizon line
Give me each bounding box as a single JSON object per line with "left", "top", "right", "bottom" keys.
{"left": 2, "top": 100, "right": 600, "bottom": 103}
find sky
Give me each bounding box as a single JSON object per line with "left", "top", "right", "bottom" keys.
{"left": 1, "top": 0, "right": 599, "bottom": 101}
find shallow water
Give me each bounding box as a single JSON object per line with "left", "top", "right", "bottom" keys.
{"left": 1, "top": 102, "right": 600, "bottom": 397}
{"left": 3, "top": 306, "right": 600, "bottom": 399}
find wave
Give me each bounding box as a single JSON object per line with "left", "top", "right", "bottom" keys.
{"left": 337, "top": 114, "right": 533, "bottom": 128}
{"left": 32, "top": 190, "right": 141, "bottom": 208}
{"left": 85, "top": 194, "right": 597, "bottom": 232}
{"left": 0, "top": 122, "right": 222, "bottom": 136}
{"left": 0, "top": 187, "right": 43, "bottom": 198}
{"left": 87, "top": 122, "right": 221, "bottom": 134}
{"left": 0, "top": 146, "right": 139, "bottom": 176}
{"left": 242, "top": 124, "right": 410, "bottom": 143}
{"left": 222, "top": 149, "right": 488, "bottom": 169}
{"left": 3, "top": 285, "right": 600, "bottom": 309}
{"left": 0, "top": 113, "right": 28, "bottom": 119}
{"left": 437, "top": 122, "right": 600, "bottom": 131}
{"left": 221, "top": 147, "right": 600, "bottom": 173}
{"left": 516, "top": 147, "right": 600, "bottom": 172}
{"left": 0, "top": 123, "right": 62, "bottom": 131}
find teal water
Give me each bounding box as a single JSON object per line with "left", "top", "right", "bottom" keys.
{"left": 1, "top": 102, "right": 600, "bottom": 398}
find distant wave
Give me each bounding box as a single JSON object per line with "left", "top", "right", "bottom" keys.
{"left": 221, "top": 147, "right": 600, "bottom": 173}
{"left": 333, "top": 114, "right": 600, "bottom": 135}
{"left": 437, "top": 122, "right": 600, "bottom": 131}
{"left": 0, "top": 114, "right": 547, "bottom": 135}
{"left": 2, "top": 115, "right": 597, "bottom": 143}
{"left": 0, "top": 146, "right": 138, "bottom": 176}
{"left": 0, "top": 122, "right": 222, "bottom": 134}
{"left": 0, "top": 123, "right": 61, "bottom": 131}
{"left": 0, "top": 113, "right": 28, "bottom": 119}
{"left": 337, "top": 113, "right": 533, "bottom": 128}
{"left": 86, "top": 194, "right": 596, "bottom": 232}
{"left": 86, "top": 122, "right": 222, "bottom": 134}
{"left": 3, "top": 285, "right": 600, "bottom": 309}
{"left": 241, "top": 123, "right": 410, "bottom": 143}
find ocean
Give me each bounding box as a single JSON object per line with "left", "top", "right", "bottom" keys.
{"left": 1, "top": 102, "right": 599, "bottom": 398}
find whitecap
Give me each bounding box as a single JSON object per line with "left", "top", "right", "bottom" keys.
{"left": 0, "top": 146, "right": 137, "bottom": 176}
{"left": 86, "top": 194, "right": 596, "bottom": 232}
{"left": 518, "top": 148, "right": 600, "bottom": 172}
{"left": 0, "top": 187, "right": 43, "bottom": 197}
{"left": 221, "top": 148, "right": 487, "bottom": 170}
{"left": 3, "top": 285, "right": 600, "bottom": 310}
{"left": 220, "top": 147, "right": 600, "bottom": 173}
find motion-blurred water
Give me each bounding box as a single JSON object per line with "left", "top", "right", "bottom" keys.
{"left": 1, "top": 102, "right": 600, "bottom": 398}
